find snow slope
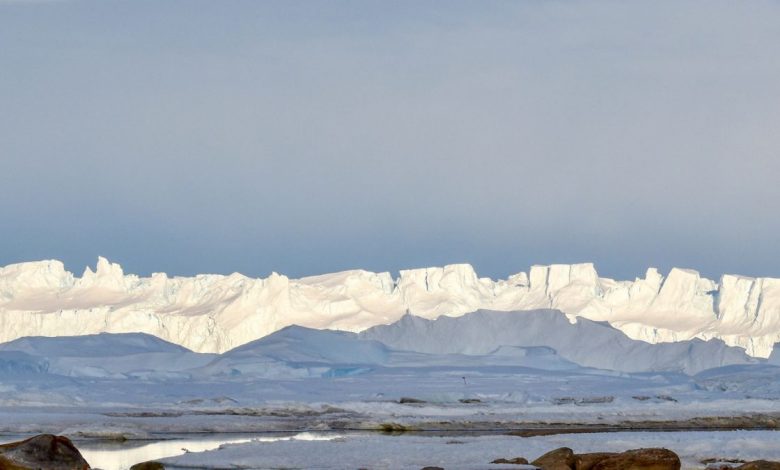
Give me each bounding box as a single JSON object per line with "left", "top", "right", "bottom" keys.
{"left": 0, "top": 333, "right": 214, "bottom": 378}
{"left": 0, "top": 326, "right": 779, "bottom": 441}
{"left": 361, "top": 310, "right": 757, "bottom": 374}
{"left": 0, "top": 311, "right": 755, "bottom": 381}
{"left": 0, "top": 332, "right": 189, "bottom": 357}
{"left": 195, "top": 324, "right": 582, "bottom": 378}
{"left": 194, "top": 326, "right": 391, "bottom": 379}
{"left": 1, "top": 258, "right": 779, "bottom": 356}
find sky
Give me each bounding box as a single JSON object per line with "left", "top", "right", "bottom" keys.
{"left": 1, "top": 0, "right": 780, "bottom": 281}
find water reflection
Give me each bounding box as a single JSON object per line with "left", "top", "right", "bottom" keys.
{"left": 79, "top": 436, "right": 252, "bottom": 470}
{"left": 78, "top": 432, "right": 342, "bottom": 470}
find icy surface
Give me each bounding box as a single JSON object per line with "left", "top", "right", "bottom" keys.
{"left": 0, "top": 333, "right": 215, "bottom": 378}
{"left": 769, "top": 342, "right": 780, "bottom": 364}
{"left": 153, "top": 431, "right": 780, "bottom": 470}
{"left": 0, "top": 322, "right": 778, "bottom": 468}
{"left": 0, "top": 262, "right": 778, "bottom": 468}
{"left": 0, "top": 319, "right": 777, "bottom": 432}
{"left": 2, "top": 258, "right": 780, "bottom": 356}
{"left": 361, "top": 310, "right": 758, "bottom": 374}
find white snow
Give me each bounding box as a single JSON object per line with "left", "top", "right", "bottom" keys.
{"left": 0, "top": 333, "right": 214, "bottom": 378}
{"left": 769, "top": 343, "right": 780, "bottom": 364}
{"left": 150, "top": 431, "right": 780, "bottom": 470}
{"left": 1, "top": 258, "right": 779, "bottom": 356}
{"left": 0, "top": 315, "right": 776, "bottom": 417}
{"left": 0, "top": 319, "right": 777, "bottom": 468}
{"left": 1, "top": 261, "right": 778, "bottom": 469}
{"left": 360, "top": 310, "right": 758, "bottom": 374}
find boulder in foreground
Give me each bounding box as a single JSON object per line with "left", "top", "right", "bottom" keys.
{"left": 526, "top": 447, "right": 680, "bottom": 470}
{"left": 574, "top": 452, "right": 619, "bottom": 470}
{"left": 589, "top": 448, "right": 680, "bottom": 470}
{"left": 130, "top": 462, "right": 166, "bottom": 470}
{"left": 531, "top": 447, "right": 576, "bottom": 470}
{"left": 0, "top": 434, "right": 90, "bottom": 470}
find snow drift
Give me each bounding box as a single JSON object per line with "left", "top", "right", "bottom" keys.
{"left": 0, "top": 333, "right": 213, "bottom": 378}
{"left": 0, "top": 311, "right": 758, "bottom": 377}
{"left": 1, "top": 258, "right": 779, "bottom": 356}
{"left": 196, "top": 326, "right": 392, "bottom": 378}
{"left": 361, "top": 310, "right": 757, "bottom": 374}
{"left": 200, "top": 324, "right": 581, "bottom": 378}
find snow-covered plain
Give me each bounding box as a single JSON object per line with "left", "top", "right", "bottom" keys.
{"left": 146, "top": 430, "right": 780, "bottom": 470}
{"left": 0, "top": 310, "right": 779, "bottom": 468}
{"left": 0, "top": 312, "right": 778, "bottom": 432}
{"left": 2, "top": 258, "right": 780, "bottom": 356}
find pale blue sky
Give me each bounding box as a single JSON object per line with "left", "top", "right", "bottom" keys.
{"left": 2, "top": 0, "right": 780, "bottom": 280}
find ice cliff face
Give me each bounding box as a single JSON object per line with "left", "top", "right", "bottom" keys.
{"left": 1, "top": 257, "right": 779, "bottom": 356}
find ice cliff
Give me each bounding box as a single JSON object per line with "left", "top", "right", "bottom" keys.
{"left": 0, "top": 257, "right": 779, "bottom": 356}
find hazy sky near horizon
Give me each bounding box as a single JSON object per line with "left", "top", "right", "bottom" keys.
{"left": 2, "top": 0, "right": 780, "bottom": 281}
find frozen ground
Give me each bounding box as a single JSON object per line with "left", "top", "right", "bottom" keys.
{"left": 0, "top": 315, "right": 778, "bottom": 436}
{"left": 0, "top": 311, "right": 778, "bottom": 468}
{"left": 5, "top": 428, "right": 780, "bottom": 470}
{"left": 148, "top": 430, "right": 780, "bottom": 470}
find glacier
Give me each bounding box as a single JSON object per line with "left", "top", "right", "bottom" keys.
{"left": 1, "top": 257, "right": 779, "bottom": 356}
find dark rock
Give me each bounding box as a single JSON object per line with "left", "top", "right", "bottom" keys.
{"left": 552, "top": 396, "right": 613, "bottom": 406}
{"left": 590, "top": 448, "right": 680, "bottom": 470}
{"left": 655, "top": 395, "right": 678, "bottom": 402}
{"left": 130, "top": 462, "right": 166, "bottom": 470}
{"left": 459, "top": 398, "right": 482, "bottom": 404}
{"left": 552, "top": 397, "right": 577, "bottom": 405}
{"left": 532, "top": 447, "right": 576, "bottom": 470}
{"left": 736, "top": 461, "right": 780, "bottom": 470}
{"left": 0, "top": 434, "right": 90, "bottom": 470}
{"left": 577, "top": 396, "right": 614, "bottom": 404}
{"left": 378, "top": 422, "right": 408, "bottom": 433}
{"left": 574, "top": 452, "right": 618, "bottom": 470}
{"left": 400, "top": 397, "right": 426, "bottom": 404}
{"left": 492, "top": 457, "right": 529, "bottom": 465}
{"left": 632, "top": 396, "right": 652, "bottom": 401}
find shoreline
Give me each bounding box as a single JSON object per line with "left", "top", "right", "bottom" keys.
{"left": 2, "top": 414, "right": 779, "bottom": 442}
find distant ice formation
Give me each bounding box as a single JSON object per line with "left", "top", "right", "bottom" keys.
{"left": 0, "top": 312, "right": 758, "bottom": 377}
{"left": 361, "top": 310, "right": 756, "bottom": 374}
{"left": 1, "top": 257, "right": 779, "bottom": 356}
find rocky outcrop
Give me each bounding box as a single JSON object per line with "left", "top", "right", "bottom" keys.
{"left": 491, "top": 457, "right": 529, "bottom": 465}
{"left": 129, "top": 462, "right": 165, "bottom": 470}
{"left": 531, "top": 447, "right": 576, "bottom": 470}
{"left": 0, "top": 434, "right": 90, "bottom": 470}
{"left": 513, "top": 447, "right": 680, "bottom": 470}
{"left": 587, "top": 448, "right": 680, "bottom": 470}
{"left": 399, "top": 397, "right": 426, "bottom": 404}
{"left": 574, "top": 453, "right": 619, "bottom": 470}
